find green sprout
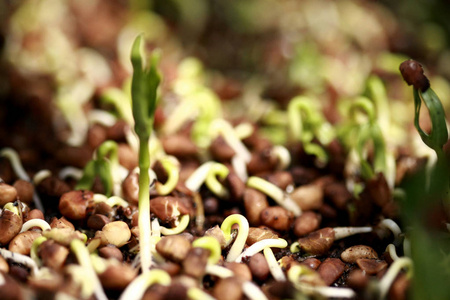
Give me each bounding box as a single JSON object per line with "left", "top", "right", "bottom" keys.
{"left": 155, "top": 156, "right": 180, "bottom": 196}
{"left": 192, "top": 236, "right": 222, "bottom": 265}
{"left": 75, "top": 140, "right": 119, "bottom": 197}
{"left": 287, "top": 96, "right": 335, "bottom": 164}
{"left": 130, "top": 34, "right": 161, "bottom": 273}
{"left": 119, "top": 269, "right": 171, "bottom": 300}
{"left": 220, "top": 214, "right": 250, "bottom": 262}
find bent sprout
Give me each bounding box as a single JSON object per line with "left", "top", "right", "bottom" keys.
{"left": 220, "top": 214, "right": 250, "bottom": 262}
{"left": 155, "top": 156, "right": 180, "bottom": 196}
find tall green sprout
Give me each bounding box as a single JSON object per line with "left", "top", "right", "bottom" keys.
{"left": 399, "top": 59, "right": 450, "bottom": 300}
{"left": 130, "top": 35, "right": 161, "bottom": 273}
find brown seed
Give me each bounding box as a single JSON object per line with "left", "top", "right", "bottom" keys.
{"left": 0, "top": 272, "right": 25, "bottom": 299}
{"left": 316, "top": 258, "right": 346, "bottom": 286}
{"left": 122, "top": 171, "right": 139, "bottom": 205}
{"left": 39, "top": 239, "right": 69, "bottom": 271}
{"left": 356, "top": 259, "right": 388, "bottom": 275}
{"left": 248, "top": 252, "right": 270, "bottom": 281}
{"left": 366, "top": 173, "right": 391, "bottom": 208}
{"left": 225, "top": 172, "right": 245, "bottom": 201}
{"left": 156, "top": 235, "right": 191, "bottom": 262}
{"left": 9, "top": 231, "right": 41, "bottom": 255}
{"left": 151, "top": 196, "right": 190, "bottom": 224}
{"left": 162, "top": 134, "right": 198, "bottom": 158}
{"left": 265, "top": 171, "right": 293, "bottom": 190}
{"left": 346, "top": 268, "right": 369, "bottom": 290}
{"left": 36, "top": 176, "right": 71, "bottom": 200}
{"left": 247, "top": 147, "right": 278, "bottom": 175}
{"left": 182, "top": 247, "right": 209, "bottom": 278}
{"left": 0, "top": 182, "right": 17, "bottom": 206}
{"left": 388, "top": 272, "right": 410, "bottom": 300}
{"left": 0, "top": 254, "right": 10, "bottom": 273}
{"left": 399, "top": 59, "right": 430, "bottom": 92}
{"left": 49, "top": 216, "right": 75, "bottom": 230}
{"left": 28, "top": 269, "right": 64, "bottom": 295}
{"left": 165, "top": 282, "right": 189, "bottom": 300}
{"left": 213, "top": 277, "right": 243, "bottom": 300}
{"left": 13, "top": 179, "right": 34, "bottom": 205}
{"left": 98, "top": 244, "right": 123, "bottom": 261}
{"left": 297, "top": 227, "right": 335, "bottom": 255}
{"left": 0, "top": 209, "right": 23, "bottom": 245}
{"left": 260, "top": 206, "right": 294, "bottom": 231}
{"left": 118, "top": 143, "right": 138, "bottom": 170}
{"left": 106, "top": 120, "right": 128, "bottom": 141}
{"left": 93, "top": 201, "right": 114, "bottom": 217}
{"left": 87, "top": 214, "right": 111, "bottom": 230}
{"left": 247, "top": 227, "right": 279, "bottom": 246}
{"left": 209, "top": 135, "right": 236, "bottom": 162}
{"left": 224, "top": 262, "right": 252, "bottom": 282}
{"left": 341, "top": 245, "right": 379, "bottom": 264}
{"left": 324, "top": 181, "right": 352, "bottom": 210}
{"left": 99, "top": 221, "right": 131, "bottom": 247}
{"left": 59, "top": 190, "right": 94, "bottom": 220}
{"left": 290, "top": 182, "right": 323, "bottom": 211}
{"left": 23, "top": 209, "right": 45, "bottom": 222}
{"left": 98, "top": 263, "right": 137, "bottom": 290}
{"left": 204, "top": 225, "right": 227, "bottom": 248}
{"left": 87, "top": 124, "right": 107, "bottom": 150}
{"left": 300, "top": 257, "right": 321, "bottom": 270}
{"left": 293, "top": 211, "right": 321, "bottom": 237}
{"left": 243, "top": 188, "right": 268, "bottom": 226}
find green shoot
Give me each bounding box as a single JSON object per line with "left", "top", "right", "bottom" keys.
{"left": 75, "top": 140, "right": 118, "bottom": 196}
{"left": 130, "top": 34, "right": 161, "bottom": 273}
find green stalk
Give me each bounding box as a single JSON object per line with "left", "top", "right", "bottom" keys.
{"left": 130, "top": 34, "right": 161, "bottom": 273}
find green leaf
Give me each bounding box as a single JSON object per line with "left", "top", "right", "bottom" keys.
{"left": 130, "top": 35, "right": 161, "bottom": 139}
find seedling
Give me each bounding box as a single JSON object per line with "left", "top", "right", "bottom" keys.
{"left": 220, "top": 214, "right": 250, "bottom": 262}
{"left": 130, "top": 34, "right": 161, "bottom": 273}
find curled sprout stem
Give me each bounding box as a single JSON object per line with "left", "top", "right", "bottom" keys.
{"left": 366, "top": 76, "right": 390, "bottom": 133}
{"left": 413, "top": 88, "right": 448, "bottom": 153}
{"left": 378, "top": 257, "right": 413, "bottom": 300}
{"left": 247, "top": 176, "right": 301, "bottom": 216}
{"left": 0, "top": 247, "right": 39, "bottom": 276}
{"left": 20, "top": 219, "right": 51, "bottom": 233}
{"left": 232, "top": 155, "right": 248, "bottom": 182}
{"left": 386, "top": 244, "right": 399, "bottom": 261}
{"left": 192, "top": 236, "right": 222, "bottom": 265}
{"left": 119, "top": 269, "right": 171, "bottom": 300}
{"left": 155, "top": 156, "right": 180, "bottom": 196}
{"left": 59, "top": 167, "right": 83, "bottom": 181}
{"left": 263, "top": 247, "right": 286, "bottom": 281}
{"left": 93, "top": 194, "right": 129, "bottom": 208}
{"left": 205, "top": 163, "right": 229, "bottom": 198}
{"left": 290, "top": 242, "right": 300, "bottom": 253}
{"left": 333, "top": 226, "right": 373, "bottom": 240}
{"left": 185, "top": 162, "right": 215, "bottom": 192}
{"left": 236, "top": 238, "right": 287, "bottom": 263}
{"left": 130, "top": 34, "right": 161, "bottom": 273}
{"left": 0, "top": 147, "right": 30, "bottom": 181}
{"left": 33, "top": 169, "right": 52, "bottom": 186}
{"left": 356, "top": 123, "right": 388, "bottom": 180}
{"left": 272, "top": 145, "right": 291, "bottom": 170}
{"left": 380, "top": 219, "right": 402, "bottom": 246}
{"left": 288, "top": 265, "right": 356, "bottom": 298}
{"left": 70, "top": 239, "right": 108, "bottom": 300}
{"left": 88, "top": 109, "right": 117, "bottom": 127}
{"left": 100, "top": 87, "right": 134, "bottom": 125}
{"left": 0, "top": 148, "right": 44, "bottom": 212}
{"left": 30, "top": 236, "right": 47, "bottom": 266}
{"left": 220, "top": 214, "right": 250, "bottom": 262}
{"left": 160, "top": 214, "right": 190, "bottom": 235}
